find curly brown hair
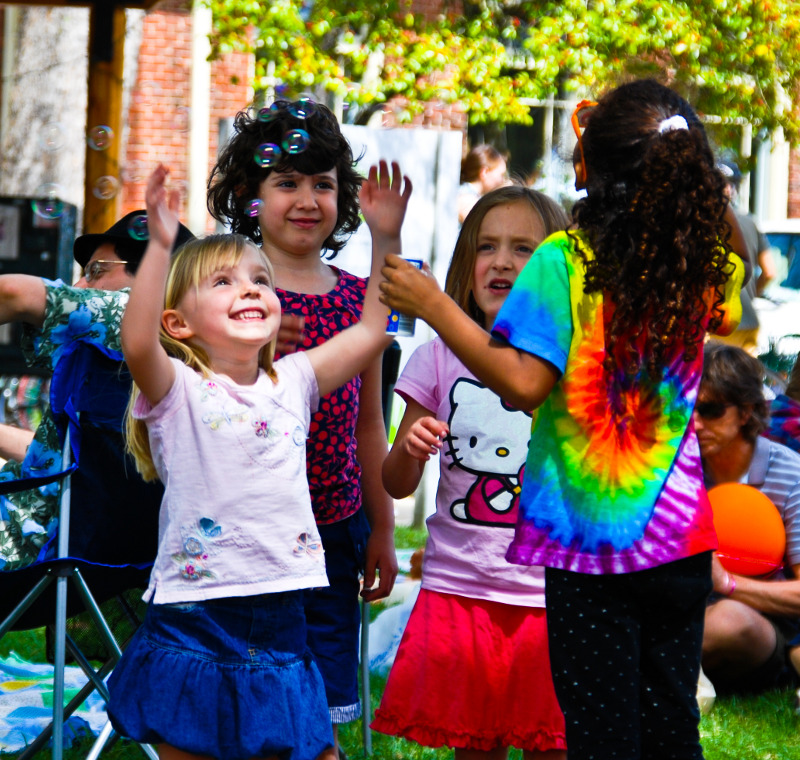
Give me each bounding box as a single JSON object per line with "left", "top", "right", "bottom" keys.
{"left": 207, "top": 101, "right": 363, "bottom": 256}
{"left": 572, "top": 79, "right": 734, "bottom": 384}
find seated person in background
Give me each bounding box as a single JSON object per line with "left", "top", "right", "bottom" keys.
{"left": 698, "top": 341, "right": 800, "bottom": 694}
{"left": 766, "top": 352, "right": 800, "bottom": 454}
{"left": 0, "top": 210, "right": 193, "bottom": 571}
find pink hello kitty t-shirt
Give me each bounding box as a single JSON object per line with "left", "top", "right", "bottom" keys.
{"left": 395, "top": 337, "right": 545, "bottom": 607}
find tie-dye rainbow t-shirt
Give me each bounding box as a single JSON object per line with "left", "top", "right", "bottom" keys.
{"left": 494, "top": 231, "right": 744, "bottom": 574}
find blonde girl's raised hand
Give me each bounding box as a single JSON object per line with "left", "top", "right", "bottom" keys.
{"left": 359, "top": 160, "right": 412, "bottom": 247}
{"left": 144, "top": 163, "right": 181, "bottom": 253}
{"left": 120, "top": 165, "right": 180, "bottom": 407}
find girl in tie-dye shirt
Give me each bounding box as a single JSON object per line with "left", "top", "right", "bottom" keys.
{"left": 381, "top": 80, "right": 747, "bottom": 760}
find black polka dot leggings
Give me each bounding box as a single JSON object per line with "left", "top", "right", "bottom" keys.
{"left": 545, "top": 551, "right": 712, "bottom": 760}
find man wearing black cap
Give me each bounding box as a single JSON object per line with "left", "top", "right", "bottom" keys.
{"left": 0, "top": 211, "right": 193, "bottom": 571}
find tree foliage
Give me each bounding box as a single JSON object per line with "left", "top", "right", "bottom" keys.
{"left": 206, "top": 0, "right": 800, "bottom": 141}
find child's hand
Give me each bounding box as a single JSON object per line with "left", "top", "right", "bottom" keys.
{"left": 360, "top": 160, "right": 412, "bottom": 242}
{"left": 145, "top": 164, "right": 180, "bottom": 251}
{"left": 402, "top": 416, "right": 449, "bottom": 461}
{"left": 276, "top": 313, "right": 304, "bottom": 356}
{"left": 380, "top": 253, "right": 440, "bottom": 321}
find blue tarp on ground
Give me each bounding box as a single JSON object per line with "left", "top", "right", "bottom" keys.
{"left": 0, "top": 652, "right": 106, "bottom": 753}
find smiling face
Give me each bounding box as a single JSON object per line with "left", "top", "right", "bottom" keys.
{"left": 256, "top": 168, "right": 339, "bottom": 262}
{"left": 166, "top": 245, "right": 282, "bottom": 370}
{"left": 471, "top": 201, "right": 545, "bottom": 329}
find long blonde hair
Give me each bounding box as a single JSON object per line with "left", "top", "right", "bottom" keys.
{"left": 126, "top": 234, "right": 279, "bottom": 481}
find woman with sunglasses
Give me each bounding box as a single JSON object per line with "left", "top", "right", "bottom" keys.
{"left": 380, "top": 79, "right": 749, "bottom": 759}
{"left": 698, "top": 341, "right": 800, "bottom": 698}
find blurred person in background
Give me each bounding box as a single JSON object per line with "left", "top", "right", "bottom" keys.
{"left": 458, "top": 144, "right": 510, "bottom": 224}
{"left": 713, "top": 160, "right": 776, "bottom": 355}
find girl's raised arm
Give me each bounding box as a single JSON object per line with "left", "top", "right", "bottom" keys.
{"left": 120, "top": 165, "right": 180, "bottom": 405}
{"left": 308, "top": 161, "right": 412, "bottom": 398}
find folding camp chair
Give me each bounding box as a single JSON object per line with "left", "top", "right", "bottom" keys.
{"left": 359, "top": 339, "right": 403, "bottom": 756}
{"left": 0, "top": 341, "right": 163, "bottom": 760}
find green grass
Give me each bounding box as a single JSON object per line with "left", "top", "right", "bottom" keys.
{"left": 393, "top": 524, "right": 427, "bottom": 551}
{"left": 2, "top": 665, "right": 797, "bottom": 760}
{"left": 2, "top": 522, "right": 798, "bottom": 759}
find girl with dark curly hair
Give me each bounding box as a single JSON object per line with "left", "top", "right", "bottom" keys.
{"left": 207, "top": 102, "right": 401, "bottom": 759}
{"left": 380, "top": 79, "right": 748, "bottom": 759}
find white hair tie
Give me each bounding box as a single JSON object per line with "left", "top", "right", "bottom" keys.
{"left": 658, "top": 115, "right": 689, "bottom": 134}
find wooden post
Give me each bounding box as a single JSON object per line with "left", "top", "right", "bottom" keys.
{"left": 84, "top": 2, "right": 125, "bottom": 234}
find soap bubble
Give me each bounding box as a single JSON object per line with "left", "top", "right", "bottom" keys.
{"left": 172, "top": 106, "right": 190, "bottom": 132}
{"left": 128, "top": 214, "right": 149, "bottom": 241}
{"left": 245, "top": 199, "right": 264, "bottom": 218}
{"left": 121, "top": 161, "right": 144, "bottom": 183}
{"left": 257, "top": 103, "right": 281, "bottom": 123}
{"left": 87, "top": 125, "right": 114, "bottom": 151}
{"left": 31, "top": 183, "right": 66, "bottom": 219}
{"left": 92, "top": 175, "right": 120, "bottom": 200}
{"left": 39, "top": 122, "right": 65, "bottom": 153}
{"left": 288, "top": 97, "right": 316, "bottom": 119}
{"left": 254, "top": 143, "right": 281, "bottom": 168}
{"left": 282, "top": 129, "right": 310, "bottom": 154}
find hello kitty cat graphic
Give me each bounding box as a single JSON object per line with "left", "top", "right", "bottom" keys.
{"left": 444, "top": 378, "right": 533, "bottom": 527}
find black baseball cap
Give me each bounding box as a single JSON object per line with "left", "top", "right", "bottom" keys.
{"left": 73, "top": 210, "right": 195, "bottom": 269}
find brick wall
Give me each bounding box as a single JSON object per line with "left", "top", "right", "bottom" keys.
{"left": 789, "top": 147, "right": 800, "bottom": 218}
{"left": 121, "top": 2, "right": 251, "bottom": 232}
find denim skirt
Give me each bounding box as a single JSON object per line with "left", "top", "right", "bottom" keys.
{"left": 107, "top": 591, "right": 333, "bottom": 760}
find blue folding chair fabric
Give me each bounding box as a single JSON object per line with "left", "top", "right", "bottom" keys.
{"left": 0, "top": 341, "right": 162, "bottom": 760}
{"left": 0, "top": 342, "right": 162, "bottom": 629}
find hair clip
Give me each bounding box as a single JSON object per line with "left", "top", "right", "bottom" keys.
{"left": 658, "top": 115, "right": 689, "bottom": 134}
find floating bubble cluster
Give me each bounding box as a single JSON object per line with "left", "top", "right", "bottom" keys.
{"left": 87, "top": 125, "right": 114, "bottom": 151}
{"left": 128, "top": 214, "right": 149, "bottom": 241}
{"left": 254, "top": 143, "right": 281, "bottom": 168}
{"left": 255, "top": 99, "right": 315, "bottom": 160}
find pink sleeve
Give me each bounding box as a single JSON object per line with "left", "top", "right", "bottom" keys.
{"left": 394, "top": 339, "right": 440, "bottom": 413}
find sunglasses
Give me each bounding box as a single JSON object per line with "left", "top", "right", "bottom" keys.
{"left": 694, "top": 400, "right": 733, "bottom": 420}
{"left": 571, "top": 99, "right": 598, "bottom": 182}
{"left": 83, "top": 259, "right": 129, "bottom": 284}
